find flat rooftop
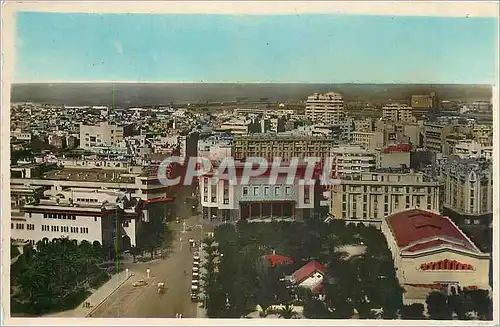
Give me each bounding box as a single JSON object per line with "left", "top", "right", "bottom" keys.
{"left": 41, "top": 168, "right": 137, "bottom": 183}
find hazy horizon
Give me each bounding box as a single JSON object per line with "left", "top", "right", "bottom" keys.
{"left": 10, "top": 83, "right": 493, "bottom": 106}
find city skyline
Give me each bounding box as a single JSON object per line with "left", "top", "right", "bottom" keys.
{"left": 14, "top": 12, "right": 497, "bottom": 84}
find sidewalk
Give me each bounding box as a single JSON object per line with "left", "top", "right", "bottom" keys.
{"left": 45, "top": 270, "right": 134, "bottom": 317}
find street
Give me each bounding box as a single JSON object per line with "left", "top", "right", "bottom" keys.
{"left": 90, "top": 214, "right": 212, "bottom": 318}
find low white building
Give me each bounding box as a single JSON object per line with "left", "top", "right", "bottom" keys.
{"left": 11, "top": 189, "right": 145, "bottom": 250}
{"left": 381, "top": 208, "right": 490, "bottom": 305}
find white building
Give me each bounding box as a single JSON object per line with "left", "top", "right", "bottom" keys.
{"left": 11, "top": 189, "right": 143, "bottom": 249}
{"left": 197, "top": 135, "right": 233, "bottom": 161}
{"left": 218, "top": 117, "right": 254, "bottom": 135}
{"left": 305, "top": 92, "right": 345, "bottom": 125}
{"left": 11, "top": 128, "right": 32, "bottom": 141}
{"left": 381, "top": 208, "right": 490, "bottom": 305}
{"left": 330, "top": 169, "right": 443, "bottom": 223}
{"left": 79, "top": 122, "right": 133, "bottom": 150}
{"left": 330, "top": 145, "right": 377, "bottom": 177}
{"left": 440, "top": 156, "right": 493, "bottom": 220}
{"left": 452, "top": 140, "right": 492, "bottom": 159}
{"left": 199, "top": 162, "right": 317, "bottom": 222}
{"left": 382, "top": 103, "right": 415, "bottom": 122}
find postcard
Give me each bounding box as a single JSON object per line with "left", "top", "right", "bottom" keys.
{"left": 1, "top": 1, "right": 498, "bottom": 326}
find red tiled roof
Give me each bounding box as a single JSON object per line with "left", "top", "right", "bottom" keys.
{"left": 405, "top": 239, "right": 471, "bottom": 252}
{"left": 387, "top": 209, "right": 475, "bottom": 251}
{"left": 264, "top": 254, "right": 294, "bottom": 267}
{"left": 291, "top": 260, "right": 327, "bottom": 285}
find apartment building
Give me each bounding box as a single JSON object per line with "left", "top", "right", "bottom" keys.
{"left": 351, "top": 131, "right": 383, "bottom": 149}
{"left": 330, "top": 145, "right": 377, "bottom": 177}
{"left": 440, "top": 156, "right": 493, "bottom": 225}
{"left": 423, "top": 122, "right": 455, "bottom": 153}
{"left": 452, "top": 140, "right": 492, "bottom": 159}
{"left": 382, "top": 103, "right": 415, "bottom": 123}
{"left": 198, "top": 135, "right": 233, "bottom": 161}
{"left": 233, "top": 135, "right": 337, "bottom": 162}
{"left": 305, "top": 92, "right": 345, "bottom": 125}
{"left": 330, "top": 169, "right": 443, "bottom": 222}
{"left": 79, "top": 121, "right": 134, "bottom": 150}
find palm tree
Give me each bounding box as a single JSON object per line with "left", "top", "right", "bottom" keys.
{"left": 278, "top": 303, "right": 298, "bottom": 319}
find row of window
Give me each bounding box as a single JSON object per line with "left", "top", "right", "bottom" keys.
{"left": 76, "top": 198, "right": 99, "bottom": 203}
{"left": 12, "top": 223, "right": 35, "bottom": 230}
{"left": 44, "top": 213, "right": 77, "bottom": 220}
{"left": 243, "top": 186, "right": 292, "bottom": 197}
{"left": 41, "top": 225, "right": 90, "bottom": 234}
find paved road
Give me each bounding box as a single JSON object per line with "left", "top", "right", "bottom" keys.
{"left": 91, "top": 215, "right": 208, "bottom": 318}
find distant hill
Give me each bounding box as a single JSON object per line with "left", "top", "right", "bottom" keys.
{"left": 10, "top": 83, "right": 492, "bottom": 107}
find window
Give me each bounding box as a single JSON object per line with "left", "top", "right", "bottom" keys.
{"left": 264, "top": 187, "right": 270, "bottom": 196}
{"left": 94, "top": 217, "right": 98, "bottom": 222}
{"left": 72, "top": 215, "right": 76, "bottom": 220}
{"left": 253, "top": 186, "right": 259, "bottom": 196}
{"left": 474, "top": 219, "right": 480, "bottom": 225}
{"left": 243, "top": 187, "right": 249, "bottom": 196}
{"left": 11, "top": 223, "right": 14, "bottom": 229}
{"left": 274, "top": 186, "right": 280, "bottom": 196}
{"left": 464, "top": 219, "right": 470, "bottom": 225}
{"left": 285, "top": 186, "right": 291, "bottom": 196}
{"left": 27, "top": 224, "right": 35, "bottom": 230}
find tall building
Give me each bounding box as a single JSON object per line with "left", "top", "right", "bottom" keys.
{"left": 233, "top": 135, "right": 337, "bottom": 162}
{"left": 423, "top": 122, "right": 455, "bottom": 153}
{"left": 79, "top": 122, "right": 134, "bottom": 150}
{"left": 330, "top": 145, "right": 377, "bottom": 177}
{"left": 382, "top": 103, "right": 415, "bottom": 123}
{"left": 440, "top": 156, "right": 493, "bottom": 225}
{"left": 305, "top": 92, "right": 345, "bottom": 125}
{"left": 330, "top": 169, "right": 443, "bottom": 222}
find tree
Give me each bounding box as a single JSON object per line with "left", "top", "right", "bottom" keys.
{"left": 400, "top": 303, "right": 425, "bottom": 319}
{"left": 426, "top": 291, "right": 451, "bottom": 320}
{"left": 467, "top": 289, "right": 492, "bottom": 320}
{"left": 278, "top": 303, "right": 298, "bottom": 319}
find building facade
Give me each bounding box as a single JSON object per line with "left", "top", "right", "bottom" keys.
{"left": 305, "top": 92, "right": 345, "bottom": 125}
{"left": 10, "top": 189, "right": 144, "bottom": 250}
{"left": 199, "top": 163, "right": 323, "bottom": 222}
{"left": 381, "top": 208, "right": 490, "bottom": 306}
{"left": 440, "top": 156, "right": 493, "bottom": 224}
{"left": 233, "top": 135, "right": 337, "bottom": 162}
{"left": 330, "top": 169, "right": 443, "bottom": 222}
{"left": 330, "top": 145, "right": 377, "bottom": 177}
{"left": 79, "top": 122, "right": 134, "bottom": 150}
{"left": 382, "top": 103, "right": 415, "bottom": 123}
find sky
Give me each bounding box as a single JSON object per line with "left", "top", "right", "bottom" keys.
{"left": 13, "top": 12, "right": 498, "bottom": 84}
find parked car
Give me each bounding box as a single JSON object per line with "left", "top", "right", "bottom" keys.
{"left": 192, "top": 266, "right": 199, "bottom": 273}
{"left": 193, "top": 255, "right": 200, "bottom": 261}
{"left": 191, "top": 285, "right": 199, "bottom": 292}
{"left": 193, "top": 261, "right": 200, "bottom": 267}
{"left": 132, "top": 280, "right": 148, "bottom": 287}
{"left": 190, "top": 293, "right": 198, "bottom": 301}
{"left": 192, "top": 279, "right": 199, "bottom": 285}
{"left": 192, "top": 272, "right": 199, "bottom": 279}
